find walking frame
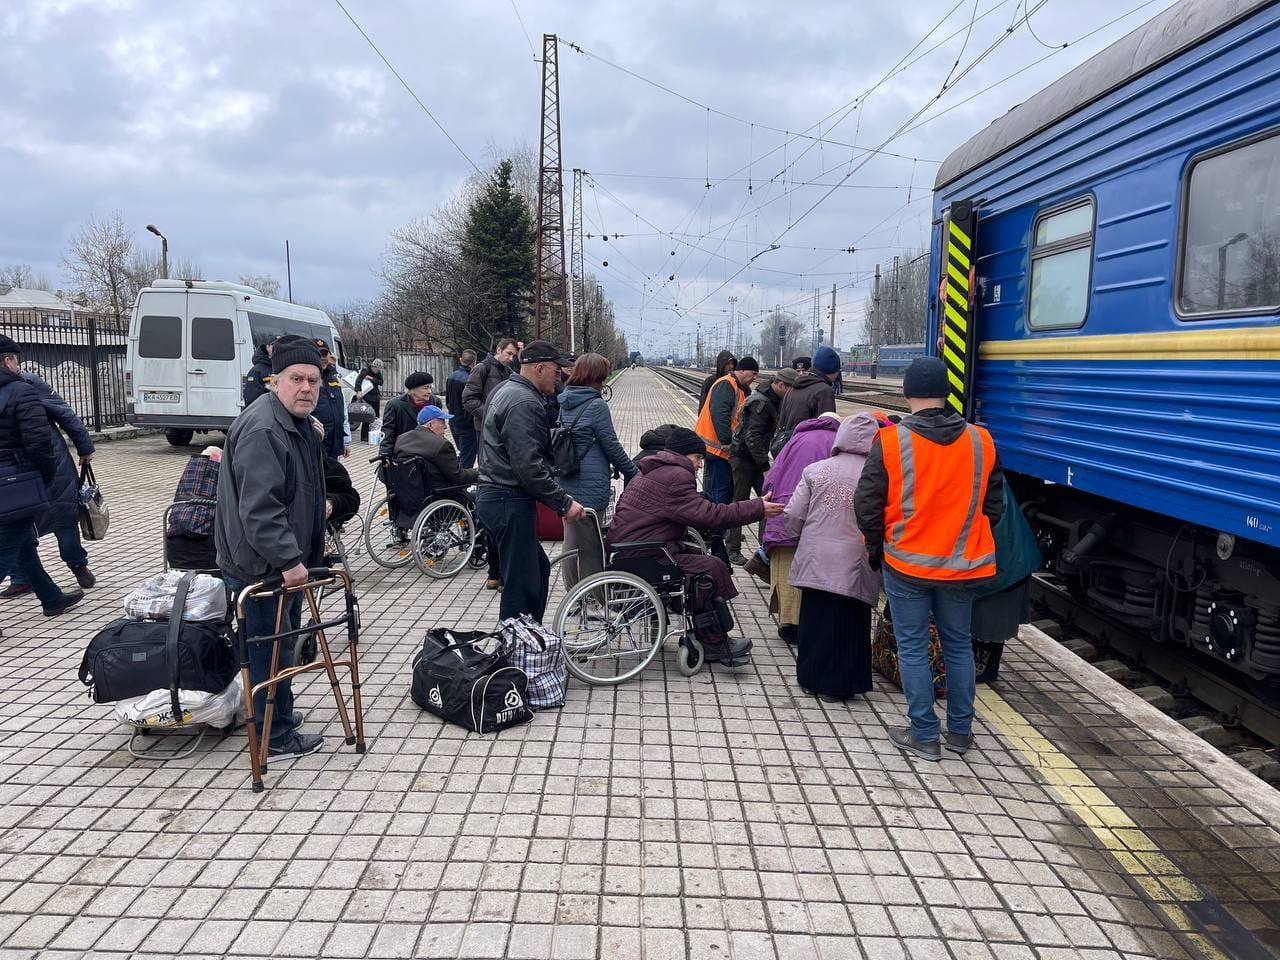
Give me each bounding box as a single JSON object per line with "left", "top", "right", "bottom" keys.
{"left": 234, "top": 567, "right": 366, "bottom": 792}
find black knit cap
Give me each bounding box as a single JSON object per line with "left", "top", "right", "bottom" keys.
{"left": 0, "top": 334, "right": 20, "bottom": 355}
{"left": 404, "top": 371, "right": 433, "bottom": 390}
{"left": 736, "top": 356, "right": 760, "bottom": 373}
{"left": 271, "top": 335, "right": 323, "bottom": 375}
{"left": 665, "top": 426, "right": 707, "bottom": 456}
{"left": 902, "top": 357, "right": 950, "bottom": 399}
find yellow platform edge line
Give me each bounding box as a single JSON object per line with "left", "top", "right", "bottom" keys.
{"left": 978, "top": 327, "right": 1280, "bottom": 362}
{"left": 976, "top": 687, "right": 1230, "bottom": 960}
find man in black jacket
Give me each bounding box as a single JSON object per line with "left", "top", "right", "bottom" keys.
{"left": 216, "top": 336, "right": 328, "bottom": 764}
{"left": 312, "top": 338, "right": 350, "bottom": 460}
{"left": 445, "top": 349, "right": 478, "bottom": 468}
{"left": 352, "top": 359, "right": 383, "bottom": 442}
{"left": 726, "top": 368, "right": 795, "bottom": 564}
{"left": 0, "top": 336, "right": 84, "bottom": 616}
{"left": 475, "top": 340, "right": 584, "bottom": 622}
{"left": 242, "top": 337, "right": 278, "bottom": 407}
{"left": 461, "top": 339, "right": 518, "bottom": 435}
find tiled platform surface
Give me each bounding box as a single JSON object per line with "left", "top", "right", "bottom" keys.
{"left": 1, "top": 368, "right": 1278, "bottom": 960}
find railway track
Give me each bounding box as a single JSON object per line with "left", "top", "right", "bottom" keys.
{"left": 651, "top": 364, "right": 1280, "bottom": 780}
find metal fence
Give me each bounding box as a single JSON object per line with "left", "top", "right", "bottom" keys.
{"left": 342, "top": 341, "right": 457, "bottom": 398}
{"left": 0, "top": 311, "right": 129, "bottom": 432}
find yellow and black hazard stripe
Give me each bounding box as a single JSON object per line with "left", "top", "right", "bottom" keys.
{"left": 941, "top": 201, "right": 976, "bottom": 417}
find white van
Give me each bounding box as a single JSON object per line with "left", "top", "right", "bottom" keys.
{"left": 125, "top": 279, "right": 343, "bottom": 446}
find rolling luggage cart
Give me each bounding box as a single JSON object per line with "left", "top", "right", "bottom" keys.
{"left": 235, "top": 567, "right": 367, "bottom": 792}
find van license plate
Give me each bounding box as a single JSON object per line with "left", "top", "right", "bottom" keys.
{"left": 143, "top": 391, "right": 181, "bottom": 403}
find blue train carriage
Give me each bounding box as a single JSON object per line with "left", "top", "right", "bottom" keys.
{"left": 928, "top": 0, "right": 1280, "bottom": 688}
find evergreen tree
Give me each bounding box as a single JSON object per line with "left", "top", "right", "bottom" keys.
{"left": 461, "top": 159, "right": 535, "bottom": 344}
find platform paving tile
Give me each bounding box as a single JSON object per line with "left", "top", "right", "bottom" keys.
{"left": 1, "top": 368, "right": 1277, "bottom": 958}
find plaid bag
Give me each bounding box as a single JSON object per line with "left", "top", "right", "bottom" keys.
{"left": 499, "top": 615, "right": 568, "bottom": 710}
{"left": 167, "top": 455, "right": 220, "bottom": 538}
{"left": 870, "top": 603, "right": 947, "bottom": 699}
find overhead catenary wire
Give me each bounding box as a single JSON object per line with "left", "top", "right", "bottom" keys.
{"left": 507, "top": 0, "right": 539, "bottom": 59}
{"left": 332, "top": 0, "right": 481, "bottom": 173}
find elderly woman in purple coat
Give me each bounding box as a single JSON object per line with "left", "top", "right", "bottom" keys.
{"left": 783, "top": 413, "right": 882, "bottom": 700}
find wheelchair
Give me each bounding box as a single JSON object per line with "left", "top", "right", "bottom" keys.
{"left": 549, "top": 509, "right": 727, "bottom": 685}
{"left": 362, "top": 454, "right": 486, "bottom": 579}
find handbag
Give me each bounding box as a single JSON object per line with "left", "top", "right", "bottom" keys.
{"left": 0, "top": 382, "right": 50, "bottom": 526}
{"left": 347, "top": 399, "right": 376, "bottom": 425}
{"left": 77, "top": 463, "right": 109, "bottom": 541}
{"left": 79, "top": 573, "right": 237, "bottom": 720}
{"left": 411, "top": 628, "right": 533, "bottom": 734}
{"left": 499, "top": 615, "right": 567, "bottom": 710}
{"left": 870, "top": 603, "right": 947, "bottom": 699}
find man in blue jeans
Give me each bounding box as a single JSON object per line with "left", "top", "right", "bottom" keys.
{"left": 855, "top": 357, "right": 1003, "bottom": 760}
{"left": 216, "top": 336, "right": 329, "bottom": 764}
{"left": 476, "top": 340, "right": 584, "bottom": 622}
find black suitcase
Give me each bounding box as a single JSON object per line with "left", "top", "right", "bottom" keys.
{"left": 79, "top": 573, "right": 236, "bottom": 719}
{"left": 411, "top": 628, "right": 533, "bottom": 734}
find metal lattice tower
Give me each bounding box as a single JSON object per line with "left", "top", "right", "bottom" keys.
{"left": 534, "top": 33, "right": 568, "bottom": 344}
{"left": 569, "top": 168, "right": 585, "bottom": 354}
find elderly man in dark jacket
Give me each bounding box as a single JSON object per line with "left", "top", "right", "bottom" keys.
{"left": 607, "top": 427, "right": 783, "bottom": 667}
{"left": 0, "top": 336, "right": 84, "bottom": 616}
{"left": 461, "top": 339, "right": 518, "bottom": 436}
{"left": 1, "top": 369, "right": 97, "bottom": 597}
{"left": 778, "top": 344, "right": 840, "bottom": 434}
{"left": 476, "top": 340, "right": 584, "bottom": 622}
{"left": 726, "top": 368, "right": 795, "bottom": 563}
{"left": 216, "top": 335, "right": 328, "bottom": 765}
{"left": 393, "top": 404, "right": 479, "bottom": 491}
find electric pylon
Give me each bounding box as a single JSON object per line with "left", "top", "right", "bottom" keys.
{"left": 569, "top": 168, "right": 585, "bottom": 354}
{"left": 534, "top": 33, "right": 568, "bottom": 344}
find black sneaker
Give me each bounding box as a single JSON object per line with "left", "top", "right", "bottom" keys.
{"left": 266, "top": 731, "right": 324, "bottom": 765}
{"left": 942, "top": 730, "right": 974, "bottom": 755}
{"left": 889, "top": 726, "right": 941, "bottom": 762}
{"left": 778, "top": 624, "right": 798, "bottom": 645}
{"left": 72, "top": 566, "right": 96, "bottom": 589}
{"left": 0, "top": 583, "right": 32, "bottom": 599}
{"left": 728, "top": 551, "right": 748, "bottom": 567}
{"left": 42, "top": 589, "right": 85, "bottom": 617}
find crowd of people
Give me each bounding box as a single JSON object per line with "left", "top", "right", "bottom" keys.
{"left": 1, "top": 322, "right": 1038, "bottom": 766}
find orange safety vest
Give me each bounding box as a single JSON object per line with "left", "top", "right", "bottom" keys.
{"left": 880, "top": 422, "right": 997, "bottom": 582}
{"left": 694, "top": 374, "right": 745, "bottom": 460}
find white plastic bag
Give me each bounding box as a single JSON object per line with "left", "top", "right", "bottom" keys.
{"left": 123, "top": 570, "right": 226, "bottom": 622}
{"left": 113, "top": 680, "right": 243, "bottom": 730}
{"left": 368, "top": 423, "right": 383, "bottom": 447}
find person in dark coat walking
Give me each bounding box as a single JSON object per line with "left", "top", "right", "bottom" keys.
{"left": 378, "top": 372, "right": 434, "bottom": 459}
{"left": 461, "top": 340, "right": 518, "bottom": 435}
{"left": 726, "top": 368, "right": 795, "bottom": 564}
{"left": 312, "top": 339, "right": 350, "bottom": 460}
{"left": 698, "top": 350, "right": 736, "bottom": 411}
{"left": 0, "top": 336, "right": 83, "bottom": 616}
{"left": 353, "top": 359, "right": 384, "bottom": 442}
{"left": 556, "top": 353, "right": 638, "bottom": 588}
{"left": 607, "top": 427, "right": 783, "bottom": 667}
{"left": 445, "top": 349, "right": 478, "bottom": 468}
{"left": 1, "top": 370, "right": 97, "bottom": 597}
{"left": 777, "top": 344, "right": 841, "bottom": 434}
{"left": 242, "top": 338, "right": 278, "bottom": 407}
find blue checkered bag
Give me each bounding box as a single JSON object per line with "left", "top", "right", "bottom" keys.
{"left": 499, "top": 615, "right": 567, "bottom": 710}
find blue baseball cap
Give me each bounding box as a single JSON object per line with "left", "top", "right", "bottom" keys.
{"left": 416, "top": 404, "right": 452, "bottom": 425}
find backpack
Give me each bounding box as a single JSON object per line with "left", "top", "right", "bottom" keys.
{"left": 550, "top": 403, "right": 592, "bottom": 478}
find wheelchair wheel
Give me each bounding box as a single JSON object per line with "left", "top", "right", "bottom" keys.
{"left": 682, "top": 529, "right": 708, "bottom": 554}
{"left": 467, "top": 537, "right": 488, "bottom": 569}
{"left": 411, "top": 499, "right": 475, "bottom": 579}
{"left": 364, "top": 496, "right": 414, "bottom": 569}
{"left": 554, "top": 571, "right": 666, "bottom": 685}
{"left": 677, "top": 634, "right": 704, "bottom": 677}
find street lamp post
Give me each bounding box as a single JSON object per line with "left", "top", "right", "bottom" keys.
{"left": 145, "top": 224, "right": 169, "bottom": 280}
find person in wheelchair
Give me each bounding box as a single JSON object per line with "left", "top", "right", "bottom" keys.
{"left": 608, "top": 427, "right": 784, "bottom": 667}
{"left": 392, "top": 404, "right": 478, "bottom": 493}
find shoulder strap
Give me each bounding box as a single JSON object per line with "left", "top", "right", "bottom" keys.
{"left": 166, "top": 573, "right": 195, "bottom": 723}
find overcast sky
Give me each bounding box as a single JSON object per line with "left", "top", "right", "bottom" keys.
{"left": 2, "top": 0, "right": 1176, "bottom": 354}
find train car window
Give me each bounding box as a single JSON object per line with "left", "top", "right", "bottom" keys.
{"left": 137, "top": 315, "right": 182, "bottom": 358}
{"left": 1178, "top": 130, "right": 1280, "bottom": 316}
{"left": 1029, "top": 198, "right": 1094, "bottom": 330}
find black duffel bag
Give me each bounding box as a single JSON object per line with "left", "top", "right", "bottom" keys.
{"left": 79, "top": 573, "right": 236, "bottom": 721}
{"left": 411, "top": 628, "right": 533, "bottom": 734}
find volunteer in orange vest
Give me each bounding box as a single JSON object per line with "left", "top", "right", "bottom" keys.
{"left": 694, "top": 355, "right": 758, "bottom": 504}
{"left": 855, "top": 356, "right": 1004, "bottom": 761}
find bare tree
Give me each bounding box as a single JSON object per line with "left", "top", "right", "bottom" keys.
{"left": 61, "top": 211, "right": 135, "bottom": 323}
{"left": 0, "top": 264, "right": 50, "bottom": 291}
{"left": 239, "top": 274, "right": 281, "bottom": 298}
{"left": 862, "top": 249, "right": 930, "bottom": 346}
